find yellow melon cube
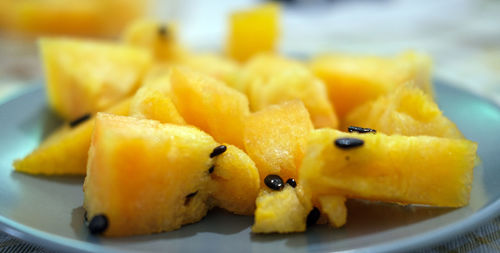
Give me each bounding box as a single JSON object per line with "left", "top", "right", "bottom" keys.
{"left": 84, "top": 113, "right": 218, "bottom": 236}
{"left": 343, "top": 85, "right": 463, "bottom": 138}
{"left": 244, "top": 100, "right": 313, "bottom": 183}
{"left": 122, "top": 19, "right": 186, "bottom": 61}
{"left": 175, "top": 53, "right": 240, "bottom": 86}
{"left": 209, "top": 144, "right": 260, "bottom": 215}
{"left": 309, "top": 51, "right": 433, "bottom": 118}
{"left": 241, "top": 54, "right": 338, "bottom": 128}
{"left": 317, "top": 195, "right": 347, "bottom": 228}
{"left": 40, "top": 38, "right": 152, "bottom": 121}
{"left": 13, "top": 98, "right": 131, "bottom": 175}
{"left": 227, "top": 4, "right": 280, "bottom": 62}
{"left": 169, "top": 67, "right": 250, "bottom": 149}
{"left": 299, "top": 129, "right": 477, "bottom": 207}
{"left": 252, "top": 185, "right": 309, "bottom": 233}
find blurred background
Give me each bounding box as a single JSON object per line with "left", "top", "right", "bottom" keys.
{"left": 0, "top": 0, "right": 499, "bottom": 104}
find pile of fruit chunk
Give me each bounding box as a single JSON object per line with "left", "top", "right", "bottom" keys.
{"left": 13, "top": 4, "right": 477, "bottom": 237}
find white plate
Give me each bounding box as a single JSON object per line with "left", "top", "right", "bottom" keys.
{"left": 1, "top": 82, "right": 499, "bottom": 253}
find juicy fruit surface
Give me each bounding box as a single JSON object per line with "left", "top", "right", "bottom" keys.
{"left": 84, "top": 113, "right": 218, "bottom": 236}
{"left": 244, "top": 100, "right": 313, "bottom": 183}
{"left": 13, "top": 98, "right": 131, "bottom": 175}
{"left": 122, "top": 19, "right": 185, "bottom": 61}
{"left": 299, "top": 129, "right": 477, "bottom": 207}
{"left": 318, "top": 195, "right": 347, "bottom": 228}
{"left": 310, "top": 51, "right": 432, "bottom": 118}
{"left": 175, "top": 53, "right": 240, "bottom": 86}
{"left": 343, "top": 85, "right": 463, "bottom": 138}
{"left": 240, "top": 54, "right": 338, "bottom": 128}
{"left": 209, "top": 144, "right": 260, "bottom": 215}
{"left": 227, "top": 4, "right": 279, "bottom": 62}
{"left": 40, "top": 38, "right": 151, "bottom": 121}
{"left": 252, "top": 185, "right": 308, "bottom": 233}
{"left": 170, "top": 67, "right": 250, "bottom": 149}
{"left": 130, "top": 87, "right": 185, "bottom": 125}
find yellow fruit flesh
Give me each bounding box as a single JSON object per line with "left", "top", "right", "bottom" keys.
{"left": 122, "top": 19, "right": 186, "bottom": 61}
{"left": 343, "top": 85, "right": 463, "bottom": 138}
{"left": 175, "top": 53, "right": 240, "bottom": 86}
{"left": 252, "top": 185, "right": 308, "bottom": 233}
{"left": 309, "top": 51, "right": 433, "bottom": 118}
{"left": 209, "top": 144, "right": 260, "bottom": 215}
{"left": 40, "top": 38, "right": 151, "bottom": 121}
{"left": 130, "top": 87, "right": 185, "bottom": 125}
{"left": 318, "top": 195, "right": 347, "bottom": 228}
{"left": 84, "top": 113, "right": 218, "bottom": 236}
{"left": 13, "top": 98, "right": 131, "bottom": 175}
{"left": 227, "top": 4, "right": 279, "bottom": 62}
{"left": 299, "top": 129, "right": 477, "bottom": 207}
{"left": 244, "top": 100, "right": 313, "bottom": 183}
{"left": 170, "top": 67, "right": 250, "bottom": 149}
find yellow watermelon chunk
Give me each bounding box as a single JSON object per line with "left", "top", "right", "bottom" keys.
{"left": 175, "top": 53, "right": 240, "bottom": 86}
{"left": 13, "top": 98, "right": 131, "bottom": 175}
{"left": 244, "top": 100, "right": 313, "bottom": 183}
{"left": 343, "top": 85, "right": 463, "bottom": 138}
{"left": 170, "top": 67, "right": 250, "bottom": 149}
{"left": 309, "top": 51, "right": 432, "bottom": 118}
{"left": 209, "top": 144, "right": 260, "bottom": 215}
{"left": 40, "top": 38, "right": 152, "bottom": 121}
{"left": 84, "top": 113, "right": 218, "bottom": 236}
{"left": 252, "top": 185, "right": 309, "bottom": 233}
{"left": 227, "top": 3, "right": 280, "bottom": 62}
{"left": 299, "top": 129, "right": 477, "bottom": 207}
{"left": 239, "top": 54, "right": 338, "bottom": 129}
{"left": 317, "top": 195, "right": 347, "bottom": 228}
{"left": 122, "top": 19, "right": 185, "bottom": 61}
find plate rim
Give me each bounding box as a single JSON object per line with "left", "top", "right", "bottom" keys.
{"left": 1, "top": 82, "right": 499, "bottom": 253}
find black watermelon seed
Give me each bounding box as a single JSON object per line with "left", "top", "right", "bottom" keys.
{"left": 210, "top": 145, "right": 227, "bottom": 158}
{"left": 334, "top": 138, "right": 364, "bottom": 149}
{"left": 88, "top": 214, "right": 108, "bottom": 235}
{"left": 208, "top": 165, "right": 215, "bottom": 174}
{"left": 264, "top": 174, "right": 284, "bottom": 191}
{"left": 185, "top": 191, "right": 198, "bottom": 205}
{"left": 286, "top": 178, "right": 297, "bottom": 188}
{"left": 348, "top": 126, "right": 376, "bottom": 134}
{"left": 69, "top": 114, "right": 91, "bottom": 127}
{"left": 306, "top": 207, "right": 321, "bottom": 227}
{"left": 158, "top": 25, "right": 168, "bottom": 38}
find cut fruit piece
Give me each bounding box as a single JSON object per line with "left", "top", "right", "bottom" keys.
{"left": 299, "top": 129, "right": 477, "bottom": 207}
{"left": 244, "top": 100, "right": 313, "bottom": 183}
{"left": 242, "top": 54, "right": 338, "bottom": 128}
{"left": 309, "top": 51, "right": 433, "bottom": 118}
{"left": 317, "top": 195, "right": 347, "bottom": 228}
{"left": 84, "top": 113, "right": 218, "bottom": 236}
{"left": 122, "top": 19, "right": 185, "bottom": 61}
{"left": 252, "top": 185, "right": 309, "bottom": 233}
{"left": 40, "top": 38, "right": 152, "bottom": 121}
{"left": 129, "top": 70, "right": 185, "bottom": 125}
{"left": 209, "top": 144, "right": 260, "bottom": 215}
{"left": 227, "top": 3, "right": 280, "bottom": 62}
{"left": 13, "top": 98, "right": 131, "bottom": 175}
{"left": 170, "top": 67, "right": 250, "bottom": 149}
{"left": 343, "top": 85, "right": 463, "bottom": 138}
{"left": 175, "top": 53, "right": 240, "bottom": 87}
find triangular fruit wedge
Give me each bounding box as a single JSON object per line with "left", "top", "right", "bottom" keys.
{"left": 84, "top": 113, "right": 218, "bottom": 236}
{"left": 299, "top": 129, "right": 477, "bottom": 207}
{"left": 239, "top": 54, "right": 338, "bottom": 129}
{"left": 13, "top": 98, "right": 131, "bottom": 175}
{"left": 343, "top": 85, "right": 463, "bottom": 138}
{"left": 169, "top": 67, "right": 250, "bottom": 149}
{"left": 309, "top": 51, "right": 432, "bottom": 118}
{"left": 40, "top": 38, "right": 152, "bottom": 121}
